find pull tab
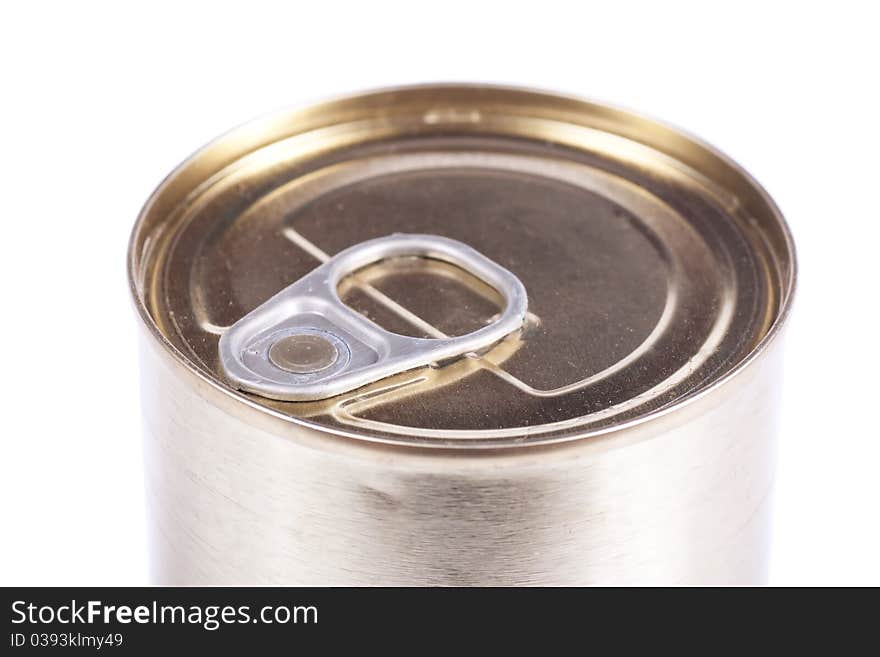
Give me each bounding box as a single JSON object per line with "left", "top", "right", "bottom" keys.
{"left": 218, "top": 234, "right": 528, "bottom": 401}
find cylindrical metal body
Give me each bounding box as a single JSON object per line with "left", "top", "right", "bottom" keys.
{"left": 130, "top": 85, "right": 795, "bottom": 585}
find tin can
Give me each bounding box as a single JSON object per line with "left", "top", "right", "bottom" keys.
{"left": 128, "top": 85, "right": 796, "bottom": 585}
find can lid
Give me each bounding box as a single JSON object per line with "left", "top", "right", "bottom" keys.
{"left": 129, "top": 85, "right": 795, "bottom": 447}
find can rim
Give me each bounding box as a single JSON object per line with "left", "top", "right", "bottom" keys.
{"left": 127, "top": 82, "right": 797, "bottom": 450}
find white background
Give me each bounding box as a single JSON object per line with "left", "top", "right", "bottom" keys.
{"left": 1, "top": 1, "right": 877, "bottom": 585}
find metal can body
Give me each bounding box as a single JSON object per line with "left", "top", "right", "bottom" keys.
{"left": 130, "top": 85, "right": 795, "bottom": 585}
{"left": 139, "top": 329, "right": 782, "bottom": 585}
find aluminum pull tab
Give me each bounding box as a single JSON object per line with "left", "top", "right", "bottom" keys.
{"left": 218, "top": 234, "right": 528, "bottom": 401}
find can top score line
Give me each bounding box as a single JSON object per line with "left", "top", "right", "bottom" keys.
{"left": 128, "top": 84, "right": 796, "bottom": 450}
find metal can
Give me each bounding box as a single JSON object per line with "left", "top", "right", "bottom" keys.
{"left": 128, "top": 85, "right": 796, "bottom": 585}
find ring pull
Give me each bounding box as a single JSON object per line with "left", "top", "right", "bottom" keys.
{"left": 219, "top": 233, "right": 528, "bottom": 401}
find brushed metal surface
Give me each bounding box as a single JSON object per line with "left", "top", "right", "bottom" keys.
{"left": 130, "top": 85, "right": 795, "bottom": 584}
{"left": 139, "top": 328, "right": 782, "bottom": 585}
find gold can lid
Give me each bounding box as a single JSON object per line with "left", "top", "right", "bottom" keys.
{"left": 129, "top": 85, "right": 795, "bottom": 447}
